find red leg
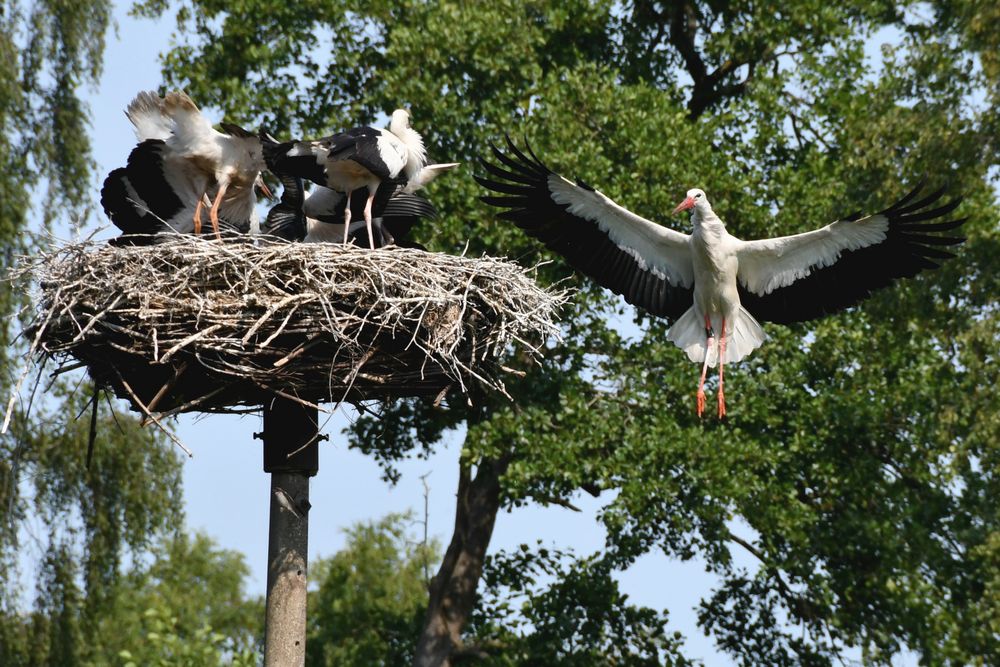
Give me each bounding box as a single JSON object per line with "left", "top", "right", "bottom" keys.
{"left": 193, "top": 197, "right": 205, "bottom": 235}
{"left": 363, "top": 188, "right": 377, "bottom": 250}
{"left": 697, "top": 314, "right": 714, "bottom": 418}
{"left": 343, "top": 189, "right": 353, "bottom": 244}
{"left": 718, "top": 318, "right": 727, "bottom": 418}
{"left": 209, "top": 181, "right": 228, "bottom": 240}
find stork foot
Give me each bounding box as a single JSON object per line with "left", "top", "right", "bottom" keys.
{"left": 696, "top": 389, "right": 706, "bottom": 418}
{"left": 717, "top": 391, "right": 726, "bottom": 419}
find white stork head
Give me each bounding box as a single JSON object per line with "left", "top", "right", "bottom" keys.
{"left": 671, "top": 188, "right": 712, "bottom": 217}
{"left": 388, "top": 108, "right": 427, "bottom": 180}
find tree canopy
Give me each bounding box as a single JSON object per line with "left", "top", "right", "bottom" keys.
{"left": 5, "top": 0, "right": 999, "bottom": 665}
{"left": 307, "top": 513, "right": 438, "bottom": 667}
{"left": 0, "top": 3, "right": 192, "bottom": 664}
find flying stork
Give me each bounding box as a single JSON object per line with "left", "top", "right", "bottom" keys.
{"left": 125, "top": 90, "right": 271, "bottom": 239}
{"left": 477, "top": 138, "right": 966, "bottom": 418}
{"left": 264, "top": 110, "right": 456, "bottom": 247}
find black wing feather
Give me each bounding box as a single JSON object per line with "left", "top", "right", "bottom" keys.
{"left": 476, "top": 137, "right": 693, "bottom": 320}
{"left": 102, "top": 140, "right": 185, "bottom": 245}
{"left": 262, "top": 136, "right": 328, "bottom": 188}
{"left": 262, "top": 171, "right": 307, "bottom": 242}
{"left": 740, "top": 184, "right": 967, "bottom": 324}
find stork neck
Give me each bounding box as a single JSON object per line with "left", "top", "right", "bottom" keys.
{"left": 692, "top": 206, "right": 722, "bottom": 230}
{"left": 388, "top": 125, "right": 427, "bottom": 179}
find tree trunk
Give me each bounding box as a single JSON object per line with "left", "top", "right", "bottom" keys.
{"left": 413, "top": 455, "right": 508, "bottom": 667}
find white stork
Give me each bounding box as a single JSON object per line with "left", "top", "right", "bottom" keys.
{"left": 260, "top": 126, "right": 438, "bottom": 245}
{"left": 266, "top": 110, "right": 456, "bottom": 247}
{"left": 125, "top": 90, "right": 271, "bottom": 239}
{"left": 477, "top": 138, "right": 966, "bottom": 418}
{"left": 101, "top": 137, "right": 265, "bottom": 243}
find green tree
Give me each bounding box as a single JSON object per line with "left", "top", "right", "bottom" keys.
{"left": 307, "top": 513, "right": 438, "bottom": 667}
{"left": 137, "top": 0, "right": 1000, "bottom": 665}
{"left": 1, "top": 3, "right": 196, "bottom": 664}
{"left": 0, "top": 383, "right": 185, "bottom": 666}
{"left": 88, "top": 532, "right": 262, "bottom": 666}
{"left": 0, "top": 0, "right": 112, "bottom": 364}
{"left": 471, "top": 544, "right": 692, "bottom": 666}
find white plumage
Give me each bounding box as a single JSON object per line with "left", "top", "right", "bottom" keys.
{"left": 125, "top": 90, "right": 269, "bottom": 238}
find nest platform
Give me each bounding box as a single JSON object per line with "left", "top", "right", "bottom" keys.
{"left": 11, "top": 236, "right": 563, "bottom": 417}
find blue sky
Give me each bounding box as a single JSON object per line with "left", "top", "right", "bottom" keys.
{"left": 75, "top": 4, "right": 928, "bottom": 665}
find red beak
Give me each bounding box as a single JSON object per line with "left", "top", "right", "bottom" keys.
{"left": 672, "top": 196, "right": 695, "bottom": 215}
{"left": 256, "top": 177, "right": 275, "bottom": 201}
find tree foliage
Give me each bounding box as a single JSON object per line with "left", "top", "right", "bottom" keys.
{"left": 472, "top": 544, "right": 692, "bottom": 666}
{"left": 0, "top": 0, "right": 113, "bottom": 360}
{"left": 0, "top": 383, "right": 186, "bottom": 666}
{"left": 89, "top": 531, "right": 261, "bottom": 666}
{"left": 0, "top": 6, "right": 204, "bottom": 665}
{"left": 128, "top": 0, "right": 1000, "bottom": 664}
{"left": 307, "top": 513, "right": 437, "bottom": 667}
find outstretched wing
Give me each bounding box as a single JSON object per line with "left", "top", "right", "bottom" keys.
{"left": 125, "top": 91, "right": 173, "bottom": 142}
{"left": 476, "top": 137, "right": 694, "bottom": 320}
{"left": 736, "top": 183, "right": 966, "bottom": 324}
{"left": 161, "top": 91, "right": 219, "bottom": 157}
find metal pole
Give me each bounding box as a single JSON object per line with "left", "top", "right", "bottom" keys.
{"left": 258, "top": 397, "right": 320, "bottom": 667}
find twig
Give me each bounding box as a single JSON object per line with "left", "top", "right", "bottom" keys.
{"left": 113, "top": 368, "right": 193, "bottom": 457}
{"left": 142, "top": 361, "right": 190, "bottom": 419}
{"left": 159, "top": 324, "right": 223, "bottom": 363}
{"left": 148, "top": 386, "right": 228, "bottom": 423}
{"left": 272, "top": 335, "right": 322, "bottom": 368}
{"left": 86, "top": 387, "right": 99, "bottom": 469}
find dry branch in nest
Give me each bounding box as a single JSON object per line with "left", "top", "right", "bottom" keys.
{"left": 7, "top": 235, "right": 565, "bottom": 422}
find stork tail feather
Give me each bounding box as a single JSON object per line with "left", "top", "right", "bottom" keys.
{"left": 667, "top": 306, "right": 765, "bottom": 367}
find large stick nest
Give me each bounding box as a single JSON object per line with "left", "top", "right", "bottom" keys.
{"left": 10, "top": 236, "right": 564, "bottom": 417}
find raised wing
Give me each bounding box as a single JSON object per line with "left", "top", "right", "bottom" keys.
{"left": 125, "top": 91, "right": 173, "bottom": 142}
{"left": 737, "top": 183, "right": 966, "bottom": 324}
{"left": 261, "top": 132, "right": 328, "bottom": 188}
{"left": 161, "top": 91, "right": 219, "bottom": 157}
{"left": 476, "top": 137, "right": 694, "bottom": 320}
{"left": 404, "top": 162, "right": 461, "bottom": 193}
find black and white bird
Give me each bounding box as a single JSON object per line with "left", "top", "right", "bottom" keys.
{"left": 124, "top": 90, "right": 271, "bottom": 239}
{"left": 260, "top": 171, "right": 437, "bottom": 248}
{"left": 477, "top": 138, "right": 966, "bottom": 418}
{"left": 261, "top": 127, "right": 437, "bottom": 245}
{"left": 265, "top": 110, "right": 456, "bottom": 247}
{"left": 101, "top": 137, "right": 264, "bottom": 243}
{"left": 302, "top": 185, "right": 437, "bottom": 248}
{"left": 101, "top": 139, "right": 188, "bottom": 244}
{"left": 259, "top": 131, "right": 309, "bottom": 242}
